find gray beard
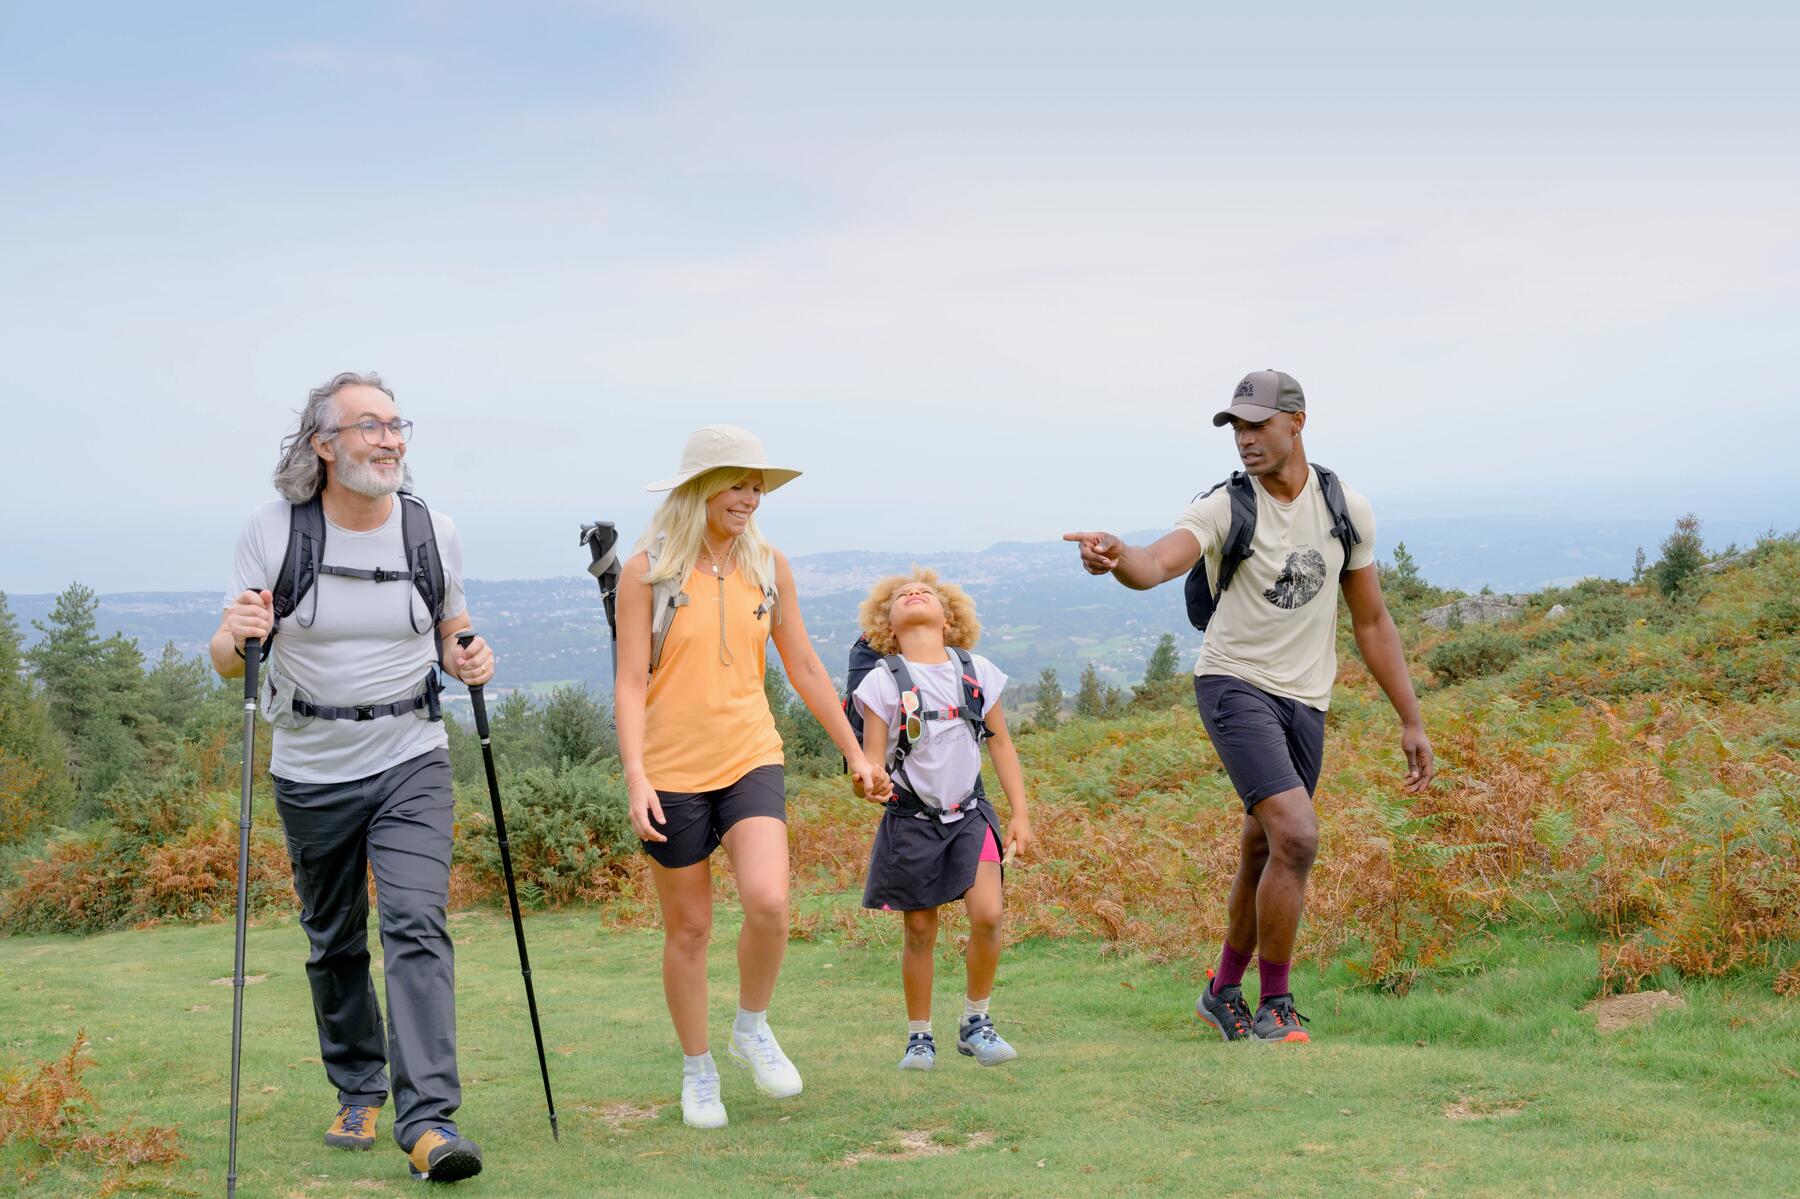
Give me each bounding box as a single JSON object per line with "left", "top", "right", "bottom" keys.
{"left": 335, "top": 455, "right": 407, "bottom": 499}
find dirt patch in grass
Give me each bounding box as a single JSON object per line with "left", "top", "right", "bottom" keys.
{"left": 1584, "top": 989, "right": 1686, "bottom": 1032}
{"left": 843, "top": 1128, "right": 996, "bottom": 1166}
{"left": 577, "top": 1100, "right": 664, "bottom": 1129}
{"left": 1444, "top": 1096, "right": 1527, "bottom": 1121}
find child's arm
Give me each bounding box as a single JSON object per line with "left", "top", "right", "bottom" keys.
{"left": 861, "top": 713, "right": 892, "bottom": 805}
{"left": 982, "top": 702, "right": 1034, "bottom": 859}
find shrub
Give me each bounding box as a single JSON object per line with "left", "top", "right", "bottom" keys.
{"left": 455, "top": 762, "right": 636, "bottom": 908}
{"left": 1424, "top": 627, "right": 1524, "bottom": 685}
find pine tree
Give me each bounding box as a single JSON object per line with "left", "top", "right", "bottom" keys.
{"left": 1074, "top": 662, "right": 1106, "bottom": 719}
{"left": 1032, "top": 667, "right": 1062, "bottom": 729}
{"left": 0, "top": 592, "right": 75, "bottom": 841}
{"left": 542, "top": 684, "right": 614, "bottom": 770}
{"left": 26, "top": 582, "right": 105, "bottom": 741}
{"left": 1653, "top": 514, "right": 1706, "bottom": 600}
{"left": 1142, "top": 633, "right": 1179, "bottom": 687}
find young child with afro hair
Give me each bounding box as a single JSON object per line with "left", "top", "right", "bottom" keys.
{"left": 851, "top": 567, "right": 1035, "bottom": 1071}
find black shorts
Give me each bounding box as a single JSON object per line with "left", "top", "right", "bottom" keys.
{"left": 643, "top": 764, "right": 786, "bottom": 869}
{"left": 1194, "top": 675, "right": 1326, "bottom": 811}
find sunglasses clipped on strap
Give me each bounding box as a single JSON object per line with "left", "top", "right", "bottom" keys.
{"left": 900, "top": 688, "right": 923, "bottom": 742}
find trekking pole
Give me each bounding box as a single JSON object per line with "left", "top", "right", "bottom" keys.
{"left": 579, "top": 521, "right": 621, "bottom": 680}
{"left": 457, "top": 631, "right": 559, "bottom": 1141}
{"left": 226, "top": 637, "right": 261, "bottom": 1199}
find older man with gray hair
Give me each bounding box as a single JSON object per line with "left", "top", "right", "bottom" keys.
{"left": 212, "top": 372, "right": 491, "bottom": 1183}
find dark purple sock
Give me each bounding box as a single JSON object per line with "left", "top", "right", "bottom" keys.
{"left": 1212, "top": 942, "right": 1253, "bottom": 994}
{"left": 1258, "top": 955, "right": 1291, "bottom": 1001}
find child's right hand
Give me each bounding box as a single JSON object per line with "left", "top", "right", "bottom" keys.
{"left": 627, "top": 774, "right": 667, "bottom": 842}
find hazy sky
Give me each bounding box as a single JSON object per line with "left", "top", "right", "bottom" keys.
{"left": 4, "top": 2, "right": 1797, "bottom": 593}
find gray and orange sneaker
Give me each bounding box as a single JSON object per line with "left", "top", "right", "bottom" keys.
{"left": 1251, "top": 994, "right": 1311, "bottom": 1044}
{"left": 1195, "top": 970, "right": 1254, "bottom": 1042}
{"left": 405, "top": 1127, "right": 483, "bottom": 1183}
{"left": 324, "top": 1103, "right": 380, "bottom": 1150}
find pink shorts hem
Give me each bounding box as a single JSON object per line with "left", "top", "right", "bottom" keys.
{"left": 978, "top": 826, "right": 1002, "bottom": 863}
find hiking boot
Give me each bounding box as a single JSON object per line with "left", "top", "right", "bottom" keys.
{"left": 1195, "top": 970, "right": 1254, "bottom": 1042}
{"left": 681, "top": 1070, "right": 729, "bottom": 1129}
{"left": 405, "top": 1127, "right": 483, "bottom": 1183}
{"left": 898, "top": 1032, "right": 936, "bottom": 1071}
{"left": 956, "top": 1014, "right": 1018, "bottom": 1066}
{"left": 324, "top": 1103, "right": 380, "bottom": 1150}
{"left": 728, "top": 1024, "right": 803, "bottom": 1098}
{"left": 1252, "top": 994, "right": 1311, "bottom": 1044}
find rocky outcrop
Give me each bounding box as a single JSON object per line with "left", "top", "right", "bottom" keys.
{"left": 1421, "top": 594, "right": 1531, "bottom": 629}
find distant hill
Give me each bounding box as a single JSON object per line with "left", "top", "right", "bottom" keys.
{"left": 8, "top": 514, "right": 1785, "bottom": 702}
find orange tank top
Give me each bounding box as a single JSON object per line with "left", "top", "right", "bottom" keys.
{"left": 642, "top": 566, "right": 785, "bottom": 792}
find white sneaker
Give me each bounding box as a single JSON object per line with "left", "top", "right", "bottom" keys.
{"left": 680, "top": 1071, "right": 728, "bottom": 1129}
{"left": 727, "top": 1025, "right": 803, "bottom": 1098}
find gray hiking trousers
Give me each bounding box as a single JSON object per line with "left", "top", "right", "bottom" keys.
{"left": 272, "top": 748, "right": 459, "bottom": 1150}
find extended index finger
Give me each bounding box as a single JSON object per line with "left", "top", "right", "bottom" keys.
{"left": 1061, "top": 532, "right": 1101, "bottom": 543}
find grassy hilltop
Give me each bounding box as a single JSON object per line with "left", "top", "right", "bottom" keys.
{"left": 1, "top": 530, "right": 1796, "bottom": 1194}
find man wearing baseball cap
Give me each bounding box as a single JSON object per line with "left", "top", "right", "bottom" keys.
{"left": 1064, "top": 370, "right": 1433, "bottom": 1043}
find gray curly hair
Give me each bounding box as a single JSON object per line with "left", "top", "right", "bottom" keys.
{"left": 271, "top": 371, "right": 400, "bottom": 503}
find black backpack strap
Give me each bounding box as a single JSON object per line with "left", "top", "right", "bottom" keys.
{"left": 882, "top": 654, "right": 920, "bottom": 773}
{"left": 948, "top": 646, "right": 992, "bottom": 743}
{"left": 271, "top": 496, "right": 326, "bottom": 635}
{"left": 1213, "top": 473, "right": 1259, "bottom": 596}
{"left": 398, "top": 491, "right": 446, "bottom": 636}
{"left": 1310, "top": 465, "right": 1361, "bottom": 574}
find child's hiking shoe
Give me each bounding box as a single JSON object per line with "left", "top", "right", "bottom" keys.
{"left": 898, "top": 1032, "right": 936, "bottom": 1071}
{"left": 680, "top": 1071, "right": 729, "bottom": 1129}
{"left": 405, "top": 1127, "right": 482, "bottom": 1183}
{"left": 324, "top": 1103, "right": 380, "bottom": 1150}
{"left": 1251, "top": 994, "right": 1311, "bottom": 1044}
{"left": 956, "top": 1014, "right": 1019, "bottom": 1066}
{"left": 1195, "top": 970, "right": 1254, "bottom": 1042}
{"left": 728, "top": 1025, "right": 804, "bottom": 1098}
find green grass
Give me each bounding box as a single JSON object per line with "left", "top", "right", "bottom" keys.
{"left": 4, "top": 910, "right": 1798, "bottom": 1197}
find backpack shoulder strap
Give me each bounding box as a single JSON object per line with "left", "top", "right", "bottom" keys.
{"left": 882, "top": 654, "right": 918, "bottom": 769}
{"left": 1213, "top": 472, "right": 1259, "bottom": 597}
{"left": 644, "top": 538, "right": 691, "bottom": 674}
{"left": 397, "top": 491, "right": 446, "bottom": 636}
{"left": 949, "top": 646, "right": 992, "bottom": 742}
{"left": 1310, "top": 464, "right": 1361, "bottom": 573}
{"left": 271, "top": 497, "right": 325, "bottom": 630}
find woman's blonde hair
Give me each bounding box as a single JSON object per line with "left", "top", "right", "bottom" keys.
{"left": 635, "top": 467, "right": 777, "bottom": 598}
{"left": 857, "top": 567, "right": 980, "bottom": 655}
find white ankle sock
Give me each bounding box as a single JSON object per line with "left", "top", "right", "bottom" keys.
{"left": 964, "top": 995, "right": 990, "bottom": 1021}
{"left": 683, "top": 1052, "right": 717, "bottom": 1078}
{"left": 908, "top": 1020, "right": 932, "bottom": 1036}
{"left": 733, "top": 1007, "right": 767, "bottom": 1037}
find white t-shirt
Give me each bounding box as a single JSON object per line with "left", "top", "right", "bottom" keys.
{"left": 228, "top": 496, "right": 467, "bottom": 784}
{"left": 1175, "top": 467, "right": 1376, "bottom": 711}
{"left": 853, "top": 649, "right": 1008, "bottom": 820}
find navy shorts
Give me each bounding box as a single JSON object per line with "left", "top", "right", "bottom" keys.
{"left": 643, "top": 764, "right": 786, "bottom": 869}
{"left": 1194, "top": 675, "right": 1326, "bottom": 810}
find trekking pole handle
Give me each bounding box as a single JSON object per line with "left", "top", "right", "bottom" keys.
{"left": 456, "top": 632, "right": 492, "bottom": 739}
{"left": 242, "top": 638, "right": 261, "bottom": 704}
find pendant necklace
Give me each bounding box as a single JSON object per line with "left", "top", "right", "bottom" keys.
{"left": 701, "top": 537, "right": 736, "bottom": 665}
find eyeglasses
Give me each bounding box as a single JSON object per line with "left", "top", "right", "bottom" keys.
{"left": 900, "top": 689, "right": 922, "bottom": 741}
{"left": 327, "top": 418, "right": 414, "bottom": 444}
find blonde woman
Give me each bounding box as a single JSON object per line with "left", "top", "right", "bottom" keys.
{"left": 615, "top": 425, "right": 887, "bottom": 1129}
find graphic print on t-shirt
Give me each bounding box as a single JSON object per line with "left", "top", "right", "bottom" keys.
{"left": 1263, "top": 547, "right": 1328, "bottom": 610}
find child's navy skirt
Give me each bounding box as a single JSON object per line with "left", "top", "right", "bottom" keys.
{"left": 862, "top": 785, "right": 1003, "bottom": 913}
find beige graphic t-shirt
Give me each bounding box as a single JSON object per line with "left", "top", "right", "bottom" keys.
{"left": 1174, "top": 468, "right": 1376, "bottom": 710}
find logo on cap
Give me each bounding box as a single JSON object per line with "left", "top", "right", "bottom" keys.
{"left": 1234, "top": 378, "right": 1257, "bottom": 399}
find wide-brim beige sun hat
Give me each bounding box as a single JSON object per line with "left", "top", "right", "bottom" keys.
{"left": 644, "top": 424, "right": 803, "bottom": 493}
